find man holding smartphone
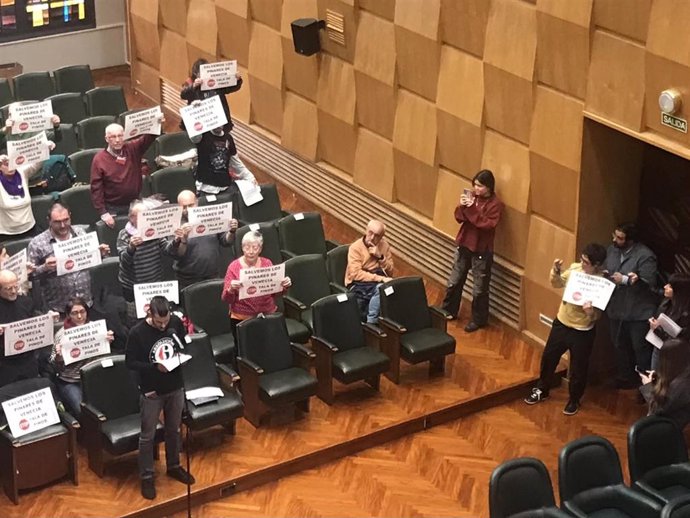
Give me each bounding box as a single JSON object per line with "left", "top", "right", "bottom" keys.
{"left": 442, "top": 170, "right": 503, "bottom": 332}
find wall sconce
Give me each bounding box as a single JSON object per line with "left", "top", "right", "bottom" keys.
{"left": 659, "top": 88, "right": 682, "bottom": 115}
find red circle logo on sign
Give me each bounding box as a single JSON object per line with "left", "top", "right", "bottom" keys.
{"left": 207, "top": 79, "right": 216, "bottom": 88}
{"left": 196, "top": 224, "right": 206, "bottom": 234}
{"left": 65, "top": 259, "right": 75, "bottom": 271}
{"left": 194, "top": 122, "right": 203, "bottom": 132}
{"left": 129, "top": 128, "right": 138, "bottom": 136}
{"left": 247, "top": 286, "right": 257, "bottom": 295}
{"left": 13, "top": 340, "right": 25, "bottom": 351}
{"left": 19, "top": 419, "right": 29, "bottom": 431}
{"left": 145, "top": 228, "right": 155, "bottom": 238}
{"left": 16, "top": 155, "right": 25, "bottom": 165}
{"left": 70, "top": 348, "right": 81, "bottom": 359}
{"left": 19, "top": 122, "right": 29, "bottom": 131}
{"left": 572, "top": 291, "right": 582, "bottom": 301}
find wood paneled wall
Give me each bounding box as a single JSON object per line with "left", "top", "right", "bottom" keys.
{"left": 128, "top": 0, "right": 690, "bottom": 342}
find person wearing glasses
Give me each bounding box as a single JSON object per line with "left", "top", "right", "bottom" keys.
{"left": 524, "top": 243, "right": 608, "bottom": 416}
{"left": 345, "top": 219, "right": 395, "bottom": 323}
{"left": 49, "top": 297, "right": 116, "bottom": 417}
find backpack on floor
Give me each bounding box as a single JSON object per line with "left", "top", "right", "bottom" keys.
{"left": 38, "top": 154, "right": 76, "bottom": 194}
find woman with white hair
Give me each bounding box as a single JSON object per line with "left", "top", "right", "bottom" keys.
{"left": 222, "top": 230, "right": 291, "bottom": 331}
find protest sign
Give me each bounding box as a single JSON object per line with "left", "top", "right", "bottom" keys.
{"left": 235, "top": 179, "right": 263, "bottom": 206}
{"left": 133, "top": 280, "right": 179, "bottom": 318}
{"left": 187, "top": 202, "right": 232, "bottom": 238}
{"left": 1, "top": 388, "right": 60, "bottom": 438}
{"left": 137, "top": 205, "right": 183, "bottom": 241}
{"left": 179, "top": 96, "right": 228, "bottom": 139}
{"left": 562, "top": 271, "right": 615, "bottom": 311}
{"left": 199, "top": 60, "right": 237, "bottom": 91}
{"left": 7, "top": 131, "right": 49, "bottom": 169}
{"left": 123, "top": 106, "right": 162, "bottom": 139}
{"left": 239, "top": 264, "right": 286, "bottom": 300}
{"left": 3, "top": 313, "right": 54, "bottom": 357}
{"left": 53, "top": 232, "right": 101, "bottom": 276}
{"left": 9, "top": 101, "right": 53, "bottom": 133}
{"left": 59, "top": 320, "right": 111, "bottom": 366}
{"left": 1, "top": 248, "right": 28, "bottom": 284}
{"left": 645, "top": 313, "right": 682, "bottom": 349}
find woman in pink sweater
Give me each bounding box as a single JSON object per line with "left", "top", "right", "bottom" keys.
{"left": 222, "top": 231, "right": 291, "bottom": 332}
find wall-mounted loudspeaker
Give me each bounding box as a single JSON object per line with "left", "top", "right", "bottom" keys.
{"left": 291, "top": 18, "right": 326, "bottom": 56}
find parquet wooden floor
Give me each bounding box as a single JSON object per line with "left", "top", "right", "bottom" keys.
{"left": 0, "top": 67, "right": 647, "bottom": 517}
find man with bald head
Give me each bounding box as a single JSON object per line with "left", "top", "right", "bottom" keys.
{"left": 90, "top": 115, "right": 164, "bottom": 228}
{"left": 174, "top": 190, "right": 237, "bottom": 289}
{"left": 0, "top": 270, "right": 39, "bottom": 387}
{"left": 345, "top": 220, "right": 395, "bottom": 323}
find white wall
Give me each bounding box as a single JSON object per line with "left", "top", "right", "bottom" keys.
{"left": 0, "top": 0, "right": 127, "bottom": 72}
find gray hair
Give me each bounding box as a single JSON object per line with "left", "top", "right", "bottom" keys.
{"left": 241, "top": 230, "right": 264, "bottom": 247}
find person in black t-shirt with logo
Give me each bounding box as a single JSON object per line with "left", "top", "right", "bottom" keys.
{"left": 125, "top": 296, "right": 195, "bottom": 500}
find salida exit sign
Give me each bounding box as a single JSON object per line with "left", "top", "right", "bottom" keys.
{"left": 661, "top": 112, "right": 688, "bottom": 133}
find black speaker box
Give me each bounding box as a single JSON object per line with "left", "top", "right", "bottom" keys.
{"left": 291, "top": 18, "right": 324, "bottom": 56}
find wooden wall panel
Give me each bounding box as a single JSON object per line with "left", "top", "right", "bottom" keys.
{"left": 481, "top": 130, "right": 530, "bottom": 213}
{"left": 484, "top": 0, "right": 537, "bottom": 81}
{"left": 394, "top": 27, "right": 441, "bottom": 101}
{"left": 437, "top": 111, "right": 483, "bottom": 179}
{"left": 231, "top": 64, "right": 251, "bottom": 123}
{"left": 248, "top": 22, "right": 284, "bottom": 89}
{"left": 317, "top": 55, "right": 356, "bottom": 124}
{"left": 249, "top": 77, "right": 283, "bottom": 136}
{"left": 647, "top": 0, "right": 690, "bottom": 66}
{"left": 355, "top": 73, "right": 396, "bottom": 140}
{"left": 354, "top": 11, "right": 396, "bottom": 86}
{"left": 530, "top": 86, "right": 584, "bottom": 171}
{"left": 160, "top": 29, "right": 189, "bottom": 85}
{"left": 483, "top": 65, "right": 534, "bottom": 144}
{"left": 592, "top": 0, "right": 651, "bottom": 43}
{"left": 585, "top": 31, "right": 646, "bottom": 131}
{"left": 318, "top": 111, "right": 357, "bottom": 174}
{"left": 160, "top": 0, "right": 187, "bottom": 35}
{"left": 354, "top": 128, "right": 395, "bottom": 202}
{"left": 186, "top": 0, "right": 218, "bottom": 56}
{"left": 536, "top": 0, "right": 592, "bottom": 27}
{"left": 359, "top": 0, "right": 395, "bottom": 20}
{"left": 393, "top": 90, "right": 437, "bottom": 167}
{"left": 282, "top": 93, "right": 318, "bottom": 161}
{"left": 282, "top": 39, "right": 320, "bottom": 101}
{"left": 216, "top": 3, "right": 251, "bottom": 66}
{"left": 130, "top": 15, "right": 160, "bottom": 69}
{"left": 525, "top": 215, "right": 576, "bottom": 285}
{"left": 529, "top": 153, "right": 578, "bottom": 231}
{"left": 394, "top": 0, "right": 440, "bottom": 40}
{"left": 436, "top": 46, "right": 483, "bottom": 126}
{"left": 317, "top": 0, "right": 358, "bottom": 63}
{"left": 132, "top": 60, "right": 160, "bottom": 103}
{"left": 280, "top": 0, "right": 318, "bottom": 38}
{"left": 433, "top": 168, "right": 469, "bottom": 238}
{"left": 186, "top": 46, "right": 217, "bottom": 73}
{"left": 440, "top": 0, "right": 489, "bottom": 58}
{"left": 644, "top": 54, "right": 690, "bottom": 146}
{"left": 393, "top": 151, "right": 438, "bottom": 219}
{"left": 249, "top": 0, "right": 282, "bottom": 31}
{"left": 523, "top": 277, "right": 561, "bottom": 342}
{"left": 494, "top": 206, "right": 530, "bottom": 267}
{"left": 130, "top": 0, "right": 158, "bottom": 23}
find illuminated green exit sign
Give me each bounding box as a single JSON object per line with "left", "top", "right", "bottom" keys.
{"left": 661, "top": 113, "right": 688, "bottom": 133}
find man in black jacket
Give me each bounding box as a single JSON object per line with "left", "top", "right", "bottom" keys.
{"left": 125, "top": 296, "right": 194, "bottom": 500}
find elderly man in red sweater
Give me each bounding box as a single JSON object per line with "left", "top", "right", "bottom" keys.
{"left": 442, "top": 169, "right": 503, "bottom": 333}
{"left": 90, "top": 118, "right": 164, "bottom": 228}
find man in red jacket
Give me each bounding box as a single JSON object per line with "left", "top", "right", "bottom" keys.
{"left": 442, "top": 169, "right": 503, "bottom": 333}
{"left": 90, "top": 118, "right": 163, "bottom": 228}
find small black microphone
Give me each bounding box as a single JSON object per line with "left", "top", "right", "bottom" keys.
{"left": 167, "top": 328, "right": 185, "bottom": 352}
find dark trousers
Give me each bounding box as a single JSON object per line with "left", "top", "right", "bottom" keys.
{"left": 138, "top": 388, "right": 184, "bottom": 479}
{"left": 536, "top": 319, "right": 596, "bottom": 402}
{"left": 442, "top": 246, "right": 493, "bottom": 325}
{"left": 609, "top": 319, "right": 652, "bottom": 383}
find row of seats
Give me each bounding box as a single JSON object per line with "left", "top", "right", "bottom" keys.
{"left": 490, "top": 416, "right": 690, "bottom": 517}
{"left": 0, "top": 65, "right": 95, "bottom": 105}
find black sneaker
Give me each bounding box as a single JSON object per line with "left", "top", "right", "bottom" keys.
{"left": 464, "top": 321, "right": 484, "bottom": 333}
{"left": 524, "top": 388, "right": 548, "bottom": 405}
{"left": 563, "top": 400, "right": 580, "bottom": 416}
{"left": 141, "top": 478, "right": 156, "bottom": 500}
{"left": 167, "top": 466, "right": 196, "bottom": 485}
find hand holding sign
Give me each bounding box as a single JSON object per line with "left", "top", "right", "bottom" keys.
{"left": 199, "top": 60, "right": 238, "bottom": 91}
{"left": 179, "top": 96, "right": 228, "bottom": 139}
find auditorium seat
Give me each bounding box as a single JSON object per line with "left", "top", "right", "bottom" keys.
{"left": 663, "top": 495, "right": 690, "bottom": 517}
{"left": 50, "top": 124, "right": 79, "bottom": 157}
{"left": 89, "top": 256, "right": 123, "bottom": 303}
{"left": 233, "top": 222, "right": 282, "bottom": 265}
{"left": 53, "top": 65, "right": 94, "bottom": 95}
{"left": 311, "top": 293, "right": 389, "bottom": 404}
{"left": 60, "top": 184, "right": 99, "bottom": 226}
{"left": 68, "top": 148, "right": 99, "bottom": 184}
{"left": 85, "top": 86, "right": 127, "bottom": 117}
{"left": 76, "top": 115, "right": 115, "bottom": 150}
{"left": 378, "top": 276, "right": 456, "bottom": 384}
{"left": 278, "top": 212, "right": 338, "bottom": 259}
{"left": 31, "top": 194, "right": 56, "bottom": 233}
{"left": 1, "top": 236, "right": 32, "bottom": 257}
{"left": 628, "top": 416, "right": 690, "bottom": 504}
{"left": 0, "top": 78, "right": 13, "bottom": 108}
{"left": 326, "top": 244, "right": 349, "bottom": 294}
{"left": 236, "top": 183, "right": 288, "bottom": 226}
{"left": 12, "top": 72, "right": 55, "bottom": 101}
{"left": 559, "top": 435, "right": 662, "bottom": 517}
{"left": 46, "top": 92, "right": 87, "bottom": 125}
{"left": 94, "top": 217, "right": 128, "bottom": 258}
{"left": 154, "top": 131, "right": 194, "bottom": 158}
{"left": 489, "top": 457, "right": 570, "bottom": 518}
{"left": 236, "top": 313, "right": 317, "bottom": 427}
{"left": 149, "top": 166, "right": 195, "bottom": 202}
{"left": 284, "top": 254, "right": 333, "bottom": 332}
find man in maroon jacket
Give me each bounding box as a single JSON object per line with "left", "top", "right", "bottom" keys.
{"left": 442, "top": 169, "right": 503, "bottom": 333}
{"left": 90, "top": 118, "right": 163, "bottom": 228}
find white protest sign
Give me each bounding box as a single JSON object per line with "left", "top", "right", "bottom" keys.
{"left": 3, "top": 313, "right": 54, "bottom": 357}
{"left": 7, "top": 131, "right": 49, "bottom": 169}
{"left": 187, "top": 202, "right": 233, "bottom": 239}
{"left": 137, "top": 205, "right": 183, "bottom": 241}
{"left": 179, "top": 96, "right": 228, "bottom": 139}
{"left": 53, "top": 232, "right": 102, "bottom": 276}
{"left": 200, "top": 60, "right": 238, "bottom": 91}
{"left": 562, "top": 271, "right": 616, "bottom": 311}
{"left": 9, "top": 101, "right": 53, "bottom": 133}
{"left": 133, "top": 280, "right": 179, "bottom": 318}
{"left": 235, "top": 179, "right": 263, "bottom": 206}
{"left": 123, "top": 106, "right": 162, "bottom": 140}
{"left": 1, "top": 248, "right": 28, "bottom": 284}
{"left": 645, "top": 313, "right": 682, "bottom": 349}
{"left": 2, "top": 388, "right": 60, "bottom": 438}
{"left": 59, "top": 320, "right": 111, "bottom": 366}
{"left": 239, "top": 264, "right": 286, "bottom": 300}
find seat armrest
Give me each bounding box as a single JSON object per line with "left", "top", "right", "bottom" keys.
{"left": 329, "top": 282, "right": 348, "bottom": 294}
{"left": 237, "top": 356, "right": 264, "bottom": 374}
{"left": 634, "top": 480, "right": 668, "bottom": 503}
{"left": 429, "top": 305, "right": 453, "bottom": 320}
{"left": 283, "top": 295, "right": 307, "bottom": 311}
{"left": 378, "top": 316, "right": 407, "bottom": 334}
{"left": 193, "top": 325, "right": 207, "bottom": 334}
{"left": 363, "top": 322, "right": 386, "bottom": 338}
{"left": 325, "top": 239, "right": 339, "bottom": 251}
{"left": 216, "top": 363, "right": 240, "bottom": 383}
{"left": 311, "top": 335, "right": 339, "bottom": 353}
{"left": 81, "top": 402, "right": 106, "bottom": 422}
{"left": 291, "top": 342, "right": 316, "bottom": 359}
{"left": 280, "top": 210, "right": 291, "bottom": 217}
{"left": 0, "top": 428, "right": 15, "bottom": 444}
{"left": 281, "top": 249, "right": 298, "bottom": 261}
{"left": 59, "top": 409, "right": 80, "bottom": 429}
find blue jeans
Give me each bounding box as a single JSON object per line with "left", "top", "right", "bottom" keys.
{"left": 55, "top": 378, "right": 82, "bottom": 417}
{"left": 366, "top": 285, "right": 383, "bottom": 324}
{"left": 138, "top": 388, "right": 184, "bottom": 479}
